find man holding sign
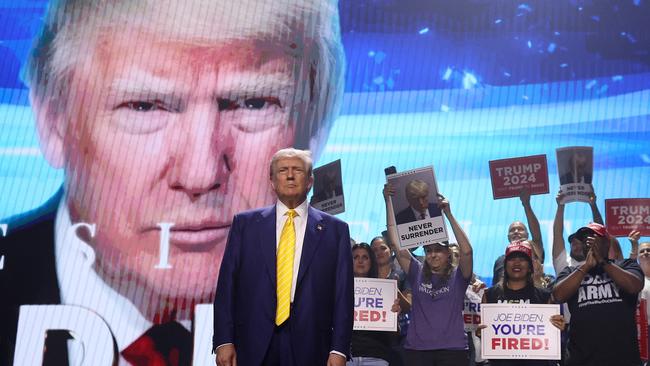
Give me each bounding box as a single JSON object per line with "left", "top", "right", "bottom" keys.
{"left": 553, "top": 223, "right": 643, "bottom": 366}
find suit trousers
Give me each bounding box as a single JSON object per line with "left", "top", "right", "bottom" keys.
{"left": 262, "top": 320, "right": 295, "bottom": 366}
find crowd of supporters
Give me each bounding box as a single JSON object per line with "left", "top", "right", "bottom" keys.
{"left": 346, "top": 184, "right": 648, "bottom": 366}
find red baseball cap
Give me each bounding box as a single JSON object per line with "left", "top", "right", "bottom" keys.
{"left": 569, "top": 222, "right": 611, "bottom": 242}
{"left": 505, "top": 241, "right": 533, "bottom": 260}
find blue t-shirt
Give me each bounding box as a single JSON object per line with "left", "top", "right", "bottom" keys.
{"left": 405, "top": 259, "right": 469, "bottom": 350}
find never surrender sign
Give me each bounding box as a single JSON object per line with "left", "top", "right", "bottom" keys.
{"left": 353, "top": 278, "right": 398, "bottom": 332}
{"left": 605, "top": 198, "right": 650, "bottom": 236}
{"left": 481, "top": 303, "right": 561, "bottom": 360}
{"left": 386, "top": 166, "right": 448, "bottom": 249}
{"left": 489, "top": 155, "right": 549, "bottom": 200}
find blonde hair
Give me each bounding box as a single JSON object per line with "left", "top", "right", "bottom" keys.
{"left": 270, "top": 148, "right": 313, "bottom": 176}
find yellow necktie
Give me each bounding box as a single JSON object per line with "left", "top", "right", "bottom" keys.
{"left": 276, "top": 209, "right": 296, "bottom": 325}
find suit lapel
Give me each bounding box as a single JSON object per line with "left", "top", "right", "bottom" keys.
{"left": 296, "top": 207, "right": 323, "bottom": 287}
{"left": 257, "top": 206, "right": 277, "bottom": 287}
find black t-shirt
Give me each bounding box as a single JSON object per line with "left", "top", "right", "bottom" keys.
{"left": 350, "top": 330, "right": 394, "bottom": 361}
{"left": 556, "top": 259, "right": 643, "bottom": 366}
{"left": 484, "top": 284, "right": 554, "bottom": 366}
{"left": 485, "top": 283, "right": 551, "bottom": 304}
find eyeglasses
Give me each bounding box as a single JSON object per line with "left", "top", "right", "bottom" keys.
{"left": 352, "top": 243, "right": 371, "bottom": 251}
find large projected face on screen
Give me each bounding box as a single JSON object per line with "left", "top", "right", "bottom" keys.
{"left": 2, "top": 0, "right": 650, "bottom": 364}
{"left": 0, "top": 1, "right": 343, "bottom": 363}
{"left": 23, "top": 0, "right": 342, "bottom": 308}
{"left": 44, "top": 33, "right": 299, "bottom": 303}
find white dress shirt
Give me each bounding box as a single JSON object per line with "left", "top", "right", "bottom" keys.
{"left": 54, "top": 200, "right": 190, "bottom": 366}
{"left": 275, "top": 199, "right": 309, "bottom": 302}
{"left": 411, "top": 206, "right": 430, "bottom": 220}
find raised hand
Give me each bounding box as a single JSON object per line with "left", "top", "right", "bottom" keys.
{"left": 519, "top": 187, "right": 531, "bottom": 206}
{"left": 383, "top": 183, "right": 395, "bottom": 200}
{"left": 629, "top": 230, "right": 641, "bottom": 245}
{"left": 437, "top": 193, "right": 450, "bottom": 215}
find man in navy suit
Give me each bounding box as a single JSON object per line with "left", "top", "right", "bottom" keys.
{"left": 213, "top": 148, "right": 353, "bottom": 366}
{"left": 395, "top": 179, "right": 442, "bottom": 225}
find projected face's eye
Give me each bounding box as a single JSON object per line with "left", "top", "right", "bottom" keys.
{"left": 216, "top": 96, "right": 285, "bottom": 133}
{"left": 112, "top": 98, "right": 183, "bottom": 133}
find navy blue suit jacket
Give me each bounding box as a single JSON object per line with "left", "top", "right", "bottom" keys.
{"left": 212, "top": 204, "right": 353, "bottom": 366}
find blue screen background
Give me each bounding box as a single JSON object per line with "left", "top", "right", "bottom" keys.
{"left": 1, "top": 0, "right": 649, "bottom": 282}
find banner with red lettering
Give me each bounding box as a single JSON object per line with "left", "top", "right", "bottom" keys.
{"left": 605, "top": 198, "right": 650, "bottom": 236}
{"left": 463, "top": 287, "right": 484, "bottom": 332}
{"left": 488, "top": 155, "right": 549, "bottom": 200}
{"left": 353, "top": 278, "right": 398, "bottom": 331}
{"left": 480, "top": 303, "right": 561, "bottom": 360}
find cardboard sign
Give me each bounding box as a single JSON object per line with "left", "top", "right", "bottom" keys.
{"left": 353, "top": 278, "right": 398, "bottom": 331}
{"left": 386, "top": 166, "right": 448, "bottom": 249}
{"left": 463, "top": 287, "right": 484, "bottom": 332}
{"left": 311, "top": 159, "right": 345, "bottom": 215}
{"left": 605, "top": 198, "right": 650, "bottom": 236}
{"left": 488, "top": 155, "right": 549, "bottom": 200}
{"left": 480, "top": 303, "right": 561, "bottom": 360}
{"left": 556, "top": 146, "right": 594, "bottom": 204}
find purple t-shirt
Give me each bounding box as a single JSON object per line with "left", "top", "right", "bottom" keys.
{"left": 405, "top": 259, "right": 469, "bottom": 350}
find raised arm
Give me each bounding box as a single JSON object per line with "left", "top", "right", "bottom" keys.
{"left": 554, "top": 236, "right": 643, "bottom": 303}
{"left": 553, "top": 246, "right": 596, "bottom": 303}
{"left": 439, "top": 194, "right": 473, "bottom": 279}
{"left": 628, "top": 230, "right": 641, "bottom": 260}
{"left": 553, "top": 192, "right": 565, "bottom": 260}
{"left": 383, "top": 184, "right": 415, "bottom": 274}
{"left": 520, "top": 188, "right": 544, "bottom": 260}
{"left": 552, "top": 191, "right": 567, "bottom": 272}
{"left": 588, "top": 236, "right": 643, "bottom": 294}
{"left": 588, "top": 190, "right": 603, "bottom": 225}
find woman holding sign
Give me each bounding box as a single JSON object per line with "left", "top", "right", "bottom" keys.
{"left": 350, "top": 242, "right": 401, "bottom": 366}
{"left": 480, "top": 240, "right": 564, "bottom": 366}
{"left": 384, "top": 184, "right": 473, "bottom": 366}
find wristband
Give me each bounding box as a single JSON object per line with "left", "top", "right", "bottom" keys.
{"left": 576, "top": 267, "right": 587, "bottom": 275}
{"left": 597, "top": 258, "right": 613, "bottom": 266}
